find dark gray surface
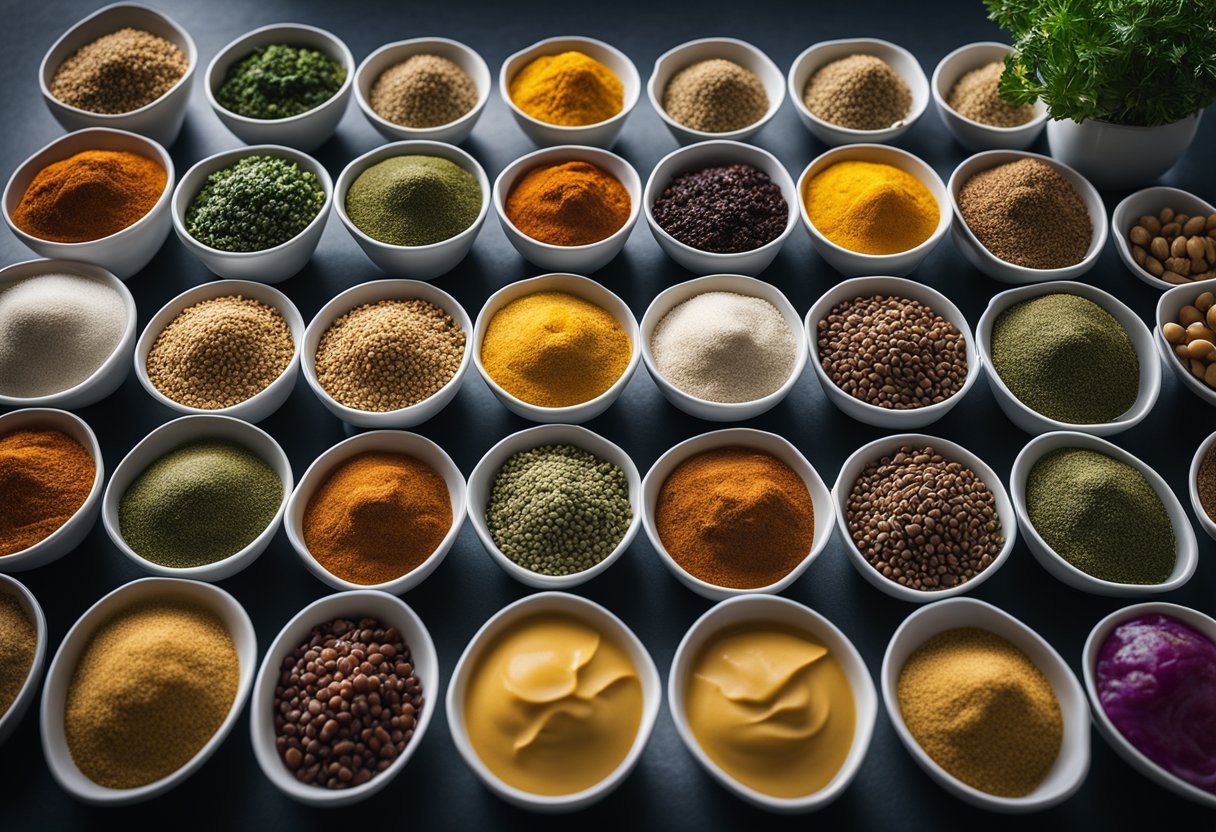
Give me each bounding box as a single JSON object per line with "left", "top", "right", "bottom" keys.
{"left": 2, "top": 0, "right": 1214, "bottom": 828}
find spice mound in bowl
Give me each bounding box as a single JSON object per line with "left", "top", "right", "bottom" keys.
{"left": 652, "top": 163, "right": 788, "bottom": 254}
{"left": 345, "top": 155, "right": 481, "bottom": 248}
{"left": 945, "top": 62, "right": 1035, "bottom": 128}
{"left": 217, "top": 43, "right": 346, "bottom": 120}
{"left": 51, "top": 27, "right": 188, "bottom": 115}
{"left": 0, "top": 584, "right": 38, "bottom": 721}
{"left": 803, "top": 160, "right": 939, "bottom": 256}
{"left": 508, "top": 51, "right": 623, "bottom": 127}
{"left": 505, "top": 160, "right": 631, "bottom": 247}
{"left": 0, "top": 427, "right": 95, "bottom": 557}
{"left": 369, "top": 53, "right": 478, "bottom": 129}
{"left": 663, "top": 58, "right": 768, "bottom": 134}
{"left": 803, "top": 53, "right": 911, "bottom": 131}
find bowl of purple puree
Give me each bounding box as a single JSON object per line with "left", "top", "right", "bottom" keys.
{"left": 1083, "top": 603, "right": 1216, "bottom": 808}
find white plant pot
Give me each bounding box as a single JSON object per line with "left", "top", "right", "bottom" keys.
{"left": 1046, "top": 112, "right": 1202, "bottom": 190}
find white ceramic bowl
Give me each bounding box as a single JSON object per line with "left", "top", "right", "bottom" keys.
{"left": 796, "top": 144, "right": 950, "bottom": 278}
{"left": 882, "top": 597, "right": 1090, "bottom": 812}
{"left": 39, "top": 3, "right": 197, "bottom": 146}
{"left": 788, "top": 38, "right": 929, "bottom": 146}
{"left": 301, "top": 279, "right": 472, "bottom": 428}
{"left": 643, "top": 140, "right": 798, "bottom": 277}
{"left": 804, "top": 276, "right": 979, "bottom": 428}
{"left": 493, "top": 145, "right": 641, "bottom": 274}
{"left": 1114, "top": 187, "right": 1216, "bottom": 290}
{"left": 206, "top": 23, "right": 354, "bottom": 151}
{"left": 445, "top": 591, "right": 660, "bottom": 812}
{"left": 354, "top": 37, "right": 491, "bottom": 144}
{"left": 41, "top": 577, "right": 257, "bottom": 806}
{"left": 641, "top": 428, "right": 833, "bottom": 601}
{"left": 172, "top": 144, "right": 333, "bottom": 283}
{"left": 472, "top": 273, "right": 641, "bottom": 424}
{"left": 134, "top": 279, "right": 304, "bottom": 423}
{"left": 0, "top": 260, "right": 136, "bottom": 410}
{"left": 1010, "top": 431, "right": 1198, "bottom": 596}
{"left": 1083, "top": 602, "right": 1216, "bottom": 808}
{"left": 100, "top": 415, "right": 292, "bottom": 581}
{"left": 466, "top": 424, "right": 641, "bottom": 589}
{"left": 2, "top": 128, "right": 174, "bottom": 280}
{"left": 640, "top": 274, "right": 807, "bottom": 421}
{"left": 0, "top": 408, "right": 104, "bottom": 573}
{"left": 334, "top": 140, "right": 490, "bottom": 280}
{"left": 250, "top": 589, "right": 438, "bottom": 807}
{"left": 930, "top": 42, "right": 1046, "bottom": 152}
{"left": 1189, "top": 429, "right": 1216, "bottom": 542}
{"left": 832, "top": 433, "right": 1017, "bottom": 603}
{"left": 978, "top": 280, "right": 1160, "bottom": 435}
{"left": 499, "top": 36, "right": 640, "bottom": 148}
{"left": 647, "top": 37, "right": 785, "bottom": 145}
{"left": 948, "top": 150, "right": 1108, "bottom": 283}
{"left": 668, "top": 595, "right": 877, "bottom": 812}
{"left": 284, "top": 430, "right": 466, "bottom": 595}
{"left": 1156, "top": 281, "right": 1216, "bottom": 408}
{"left": 0, "top": 574, "right": 48, "bottom": 746}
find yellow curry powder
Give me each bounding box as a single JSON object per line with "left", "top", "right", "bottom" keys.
{"left": 508, "top": 51, "right": 624, "bottom": 126}
{"left": 805, "top": 160, "right": 939, "bottom": 255}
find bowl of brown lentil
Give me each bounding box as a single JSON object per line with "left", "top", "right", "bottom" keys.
{"left": 38, "top": 3, "right": 197, "bottom": 147}
{"left": 133, "top": 279, "right": 304, "bottom": 424}
{"left": 40, "top": 577, "right": 257, "bottom": 805}
{"left": 301, "top": 280, "right": 472, "bottom": 428}
{"left": 1113, "top": 187, "right": 1216, "bottom": 290}
{"left": 0, "top": 574, "right": 47, "bottom": 748}
{"left": 1189, "top": 429, "right": 1216, "bottom": 543}
{"left": 930, "top": 42, "right": 1047, "bottom": 152}
{"left": 353, "top": 37, "right": 491, "bottom": 144}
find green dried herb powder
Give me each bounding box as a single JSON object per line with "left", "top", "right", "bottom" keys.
{"left": 990, "top": 293, "right": 1138, "bottom": 424}
{"left": 118, "top": 439, "right": 283, "bottom": 568}
{"left": 1025, "top": 447, "right": 1174, "bottom": 585}
{"left": 217, "top": 43, "right": 346, "bottom": 119}
{"left": 486, "top": 443, "right": 631, "bottom": 576}
{"left": 186, "top": 155, "right": 325, "bottom": 252}
{"left": 345, "top": 155, "right": 481, "bottom": 247}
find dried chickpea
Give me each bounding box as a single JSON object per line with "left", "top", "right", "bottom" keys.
{"left": 1196, "top": 292, "right": 1215, "bottom": 312}
{"left": 1180, "top": 305, "right": 1204, "bottom": 326}
{"left": 1164, "top": 321, "right": 1187, "bottom": 343}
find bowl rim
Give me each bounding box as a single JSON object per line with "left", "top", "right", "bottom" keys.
{"left": 1187, "top": 428, "right": 1216, "bottom": 541}
{"left": 1117, "top": 187, "right": 1216, "bottom": 290}
{"left": 929, "top": 41, "right": 1047, "bottom": 134}
{"left": 0, "top": 573, "right": 49, "bottom": 737}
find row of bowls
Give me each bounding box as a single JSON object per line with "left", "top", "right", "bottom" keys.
{"left": 4, "top": 570, "right": 1210, "bottom": 813}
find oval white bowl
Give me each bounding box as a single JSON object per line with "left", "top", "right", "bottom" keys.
{"left": 1188, "top": 429, "right": 1216, "bottom": 542}
{"left": 0, "top": 574, "right": 48, "bottom": 746}
{"left": 1111, "top": 186, "right": 1216, "bottom": 291}
{"left": 1155, "top": 281, "right": 1216, "bottom": 409}
{"left": 930, "top": 42, "right": 1046, "bottom": 152}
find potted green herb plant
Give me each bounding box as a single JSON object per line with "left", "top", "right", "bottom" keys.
{"left": 986, "top": 0, "right": 1216, "bottom": 189}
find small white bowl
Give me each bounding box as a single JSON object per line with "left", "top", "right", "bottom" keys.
{"left": 1113, "top": 187, "right": 1216, "bottom": 290}
{"left": 641, "top": 428, "right": 833, "bottom": 601}
{"left": 466, "top": 424, "right": 641, "bottom": 589}
{"left": 647, "top": 37, "right": 786, "bottom": 145}
{"left": 334, "top": 140, "right": 490, "bottom": 280}
{"left": 250, "top": 590, "right": 438, "bottom": 806}
{"left": 0, "top": 260, "right": 136, "bottom": 410}
{"left": 353, "top": 37, "right": 490, "bottom": 144}
{"left": 472, "top": 273, "right": 641, "bottom": 424}
{"left": 301, "top": 280, "right": 472, "bottom": 428}
{"left": 445, "top": 591, "right": 660, "bottom": 812}
{"left": 1083, "top": 602, "right": 1216, "bottom": 808}
{"left": 1010, "top": 431, "right": 1198, "bottom": 596}
{"left": 796, "top": 144, "right": 950, "bottom": 278}
{"left": 977, "top": 280, "right": 1160, "bottom": 435}
{"left": 643, "top": 140, "right": 798, "bottom": 277}
{"left": 0, "top": 574, "right": 48, "bottom": 747}
{"left": 882, "top": 597, "right": 1090, "bottom": 812}
{"left": 805, "top": 276, "right": 978, "bottom": 429}
{"left": 1156, "top": 281, "right": 1216, "bottom": 408}
{"left": 101, "top": 415, "right": 292, "bottom": 582}
{"left": 0, "top": 408, "right": 104, "bottom": 573}
{"left": 134, "top": 279, "right": 304, "bottom": 423}
{"left": 499, "top": 36, "right": 641, "bottom": 149}
{"left": 640, "top": 273, "right": 807, "bottom": 421}
{"left": 206, "top": 23, "right": 354, "bottom": 151}
{"left": 41, "top": 577, "right": 257, "bottom": 806}
{"left": 930, "top": 42, "right": 1046, "bottom": 152}
{"left": 1189, "top": 429, "right": 1216, "bottom": 542}
{"left": 493, "top": 145, "right": 642, "bottom": 274}
{"left": 284, "top": 430, "right": 466, "bottom": 595}
{"left": 788, "top": 38, "right": 930, "bottom": 146}
{"left": 172, "top": 144, "right": 333, "bottom": 283}
{"left": 668, "top": 595, "right": 877, "bottom": 812}
{"left": 2, "top": 127, "right": 174, "bottom": 280}
{"left": 948, "top": 150, "right": 1108, "bottom": 283}
{"left": 39, "top": 3, "right": 197, "bottom": 147}
{"left": 832, "top": 433, "right": 1017, "bottom": 603}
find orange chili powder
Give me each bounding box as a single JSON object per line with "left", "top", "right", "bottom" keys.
{"left": 0, "top": 429, "right": 95, "bottom": 556}
{"left": 505, "top": 160, "right": 631, "bottom": 246}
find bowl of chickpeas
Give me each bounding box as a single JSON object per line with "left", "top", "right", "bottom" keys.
{"left": 1156, "top": 284, "right": 1216, "bottom": 405}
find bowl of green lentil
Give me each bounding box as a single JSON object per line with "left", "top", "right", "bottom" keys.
{"left": 1010, "top": 431, "right": 1198, "bottom": 596}
{"left": 466, "top": 424, "right": 642, "bottom": 589}
{"left": 334, "top": 140, "right": 490, "bottom": 280}
{"left": 171, "top": 145, "right": 333, "bottom": 283}
{"left": 205, "top": 23, "right": 354, "bottom": 151}
{"left": 100, "top": 415, "right": 293, "bottom": 582}
{"left": 977, "top": 281, "right": 1160, "bottom": 436}
{"left": 0, "top": 574, "right": 48, "bottom": 748}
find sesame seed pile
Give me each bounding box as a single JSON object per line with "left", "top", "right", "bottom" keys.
{"left": 662, "top": 58, "right": 769, "bottom": 133}
{"left": 50, "top": 27, "right": 188, "bottom": 114}
{"left": 803, "top": 53, "right": 911, "bottom": 131}
{"left": 369, "top": 54, "right": 478, "bottom": 128}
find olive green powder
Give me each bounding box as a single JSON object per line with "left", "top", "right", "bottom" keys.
{"left": 186, "top": 155, "right": 326, "bottom": 252}
{"left": 1025, "top": 448, "right": 1175, "bottom": 584}
{"left": 119, "top": 440, "right": 283, "bottom": 568}
{"left": 345, "top": 155, "right": 481, "bottom": 247}
{"left": 217, "top": 43, "right": 346, "bottom": 119}
{"left": 990, "top": 294, "right": 1138, "bottom": 425}
{"left": 486, "top": 443, "right": 632, "bottom": 577}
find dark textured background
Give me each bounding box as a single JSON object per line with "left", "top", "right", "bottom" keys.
{"left": 2, "top": 0, "right": 1214, "bottom": 828}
